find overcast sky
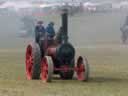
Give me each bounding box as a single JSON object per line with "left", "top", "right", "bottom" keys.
{"left": 7, "top": 0, "right": 71, "bottom": 1}
{"left": 5, "top": 0, "right": 124, "bottom": 2}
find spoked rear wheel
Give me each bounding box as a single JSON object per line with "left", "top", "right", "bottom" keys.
{"left": 40, "top": 56, "right": 53, "bottom": 82}
{"left": 76, "top": 56, "right": 89, "bottom": 81}
{"left": 26, "top": 42, "right": 41, "bottom": 80}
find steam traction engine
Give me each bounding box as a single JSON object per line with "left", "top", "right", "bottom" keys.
{"left": 25, "top": 9, "right": 89, "bottom": 82}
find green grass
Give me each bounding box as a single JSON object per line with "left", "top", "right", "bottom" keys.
{"left": 0, "top": 44, "right": 128, "bottom": 96}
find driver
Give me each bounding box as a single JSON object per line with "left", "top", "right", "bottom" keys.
{"left": 35, "top": 21, "right": 45, "bottom": 43}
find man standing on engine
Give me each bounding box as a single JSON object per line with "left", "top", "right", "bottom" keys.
{"left": 35, "top": 21, "right": 45, "bottom": 43}
{"left": 56, "top": 26, "right": 63, "bottom": 44}
{"left": 46, "top": 22, "right": 55, "bottom": 39}
{"left": 46, "top": 22, "right": 55, "bottom": 45}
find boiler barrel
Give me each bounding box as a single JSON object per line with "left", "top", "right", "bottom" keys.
{"left": 56, "top": 43, "right": 75, "bottom": 63}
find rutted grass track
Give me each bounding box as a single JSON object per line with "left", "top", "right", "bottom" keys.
{"left": 0, "top": 44, "right": 128, "bottom": 96}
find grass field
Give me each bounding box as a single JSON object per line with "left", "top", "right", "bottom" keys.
{"left": 0, "top": 44, "right": 128, "bottom": 96}
{"left": 0, "top": 12, "right": 128, "bottom": 96}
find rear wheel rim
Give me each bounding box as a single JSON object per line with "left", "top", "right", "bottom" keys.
{"left": 41, "top": 57, "right": 48, "bottom": 82}
{"left": 26, "top": 45, "right": 33, "bottom": 80}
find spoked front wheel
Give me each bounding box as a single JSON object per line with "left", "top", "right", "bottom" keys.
{"left": 76, "top": 56, "right": 89, "bottom": 81}
{"left": 40, "top": 56, "right": 54, "bottom": 82}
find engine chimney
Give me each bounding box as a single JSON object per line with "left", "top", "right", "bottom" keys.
{"left": 61, "top": 8, "right": 68, "bottom": 43}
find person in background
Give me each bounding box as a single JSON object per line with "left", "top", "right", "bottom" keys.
{"left": 124, "top": 16, "right": 128, "bottom": 26}
{"left": 120, "top": 16, "right": 128, "bottom": 44}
